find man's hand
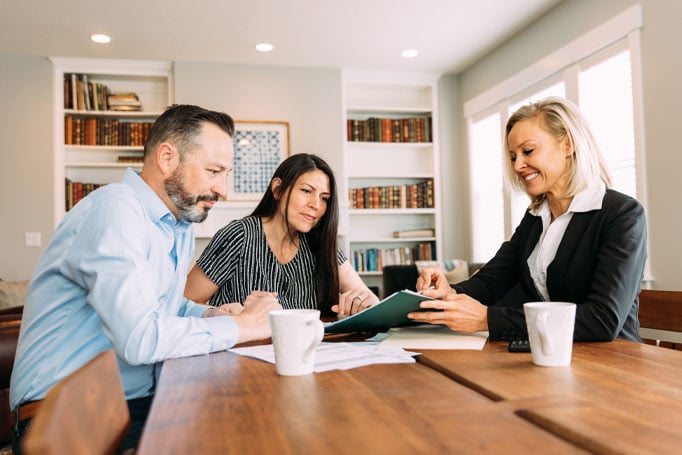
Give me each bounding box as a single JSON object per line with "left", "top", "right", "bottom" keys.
{"left": 202, "top": 302, "right": 244, "bottom": 317}
{"left": 232, "top": 291, "right": 282, "bottom": 343}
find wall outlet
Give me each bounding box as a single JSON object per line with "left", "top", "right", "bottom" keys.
{"left": 25, "top": 232, "right": 41, "bottom": 247}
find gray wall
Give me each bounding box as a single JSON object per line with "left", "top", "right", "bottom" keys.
{"left": 437, "top": 74, "right": 467, "bottom": 261}
{"left": 458, "top": 0, "right": 682, "bottom": 290}
{"left": 0, "top": 56, "right": 54, "bottom": 281}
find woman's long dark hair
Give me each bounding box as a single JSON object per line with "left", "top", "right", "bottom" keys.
{"left": 251, "top": 153, "right": 340, "bottom": 316}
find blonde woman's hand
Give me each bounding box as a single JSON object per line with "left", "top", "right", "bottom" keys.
{"left": 407, "top": 293, "right": 488, "bottom": 333}
{"left": 416, "top": 266, "right": 456, "bottom": 299}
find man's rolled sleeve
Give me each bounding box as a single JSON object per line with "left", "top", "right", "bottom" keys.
{"left": 202, "top": 315, "right": 240, "bottom": 351}
{"left": 183, "top": 300, "right": 211, "bottom": 318}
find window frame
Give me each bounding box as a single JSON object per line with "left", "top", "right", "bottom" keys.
{"left": 463, "top": 5, "right": 647, "bottom": 274}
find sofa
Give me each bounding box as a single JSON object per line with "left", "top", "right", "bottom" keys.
{"left": 0, "top": 279, "right": 28, "bottom": 443}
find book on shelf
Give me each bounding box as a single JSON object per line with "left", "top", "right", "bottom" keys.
{"left": 63, "top": 74, "right": 144, "bottom": 112}
{"left": 393, "top": 228, "right": 435, "bottom": 238}
{"left": 64, "top": 178, "right": 107, "bottom": 211}
{"left": 346, "top": 116, "right": 432, "bottom": 143}
{"left": 107, "top": 93, "right": 142, "bottom": 111}
{"left": 352, "top": 243, "right": 434, "bottom": 272}
{"left": 348, "top": 179, "right": 434, "bottom": 209}
{"left": 64, "top": 116, "right": 153, "bottom": 146}
{"left": 116, "top": 156, "right": 144, "bottom": 164}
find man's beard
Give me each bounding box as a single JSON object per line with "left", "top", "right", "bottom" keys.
{"left": 164, "top": 167, "right": 218, "bottom": 223}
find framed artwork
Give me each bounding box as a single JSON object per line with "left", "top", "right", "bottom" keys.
{"left": 226, "top": 121, "right": 290, "bottom": 201}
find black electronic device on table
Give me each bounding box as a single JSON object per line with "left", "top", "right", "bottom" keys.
{"left": 508, "top": 339, "right": 531, "bottom": 353}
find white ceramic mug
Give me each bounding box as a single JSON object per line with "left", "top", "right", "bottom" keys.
{"left": 523, "top": 301, "right": 576, "bottom": 367}
{"left": 269, "top": 309, "right": 324, "bottom": 376}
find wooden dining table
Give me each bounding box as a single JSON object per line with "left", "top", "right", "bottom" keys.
{"left": 418, "top": 339, "right": 682, "bottom": 454}
{"left": 137, "top": 338, "right": 682, "bottom": 454}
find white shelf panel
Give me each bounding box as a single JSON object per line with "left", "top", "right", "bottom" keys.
{"left": 357, "top": 271, "right": 383, "bottom": 277}
{"left": 350, "top": 237, "right": 436, "bottom": 244}
{"left": 65, "top": 162, "right": 142, "bottom": 168}
{"left": 349, "top": 174, "right": 434, "bottom": 181}
{"left": 65, "top": 167, "right": 130, "bottom": 184}
{"left": 345, "top": 141, "right": 432, "bottom": 149}
{"left": 348, "top": 213, "right": 435, "bottom": 240}
{"left": 344, "top": 82, "right": 433, "bottom": 111}
{"left": 65, "top": 145, "right": 144, "bottom": 152}
{"left": 346, "top": 143, "right": 434, "bottom": 177}
{"left": 349, "top": 208, "right": 435, "bottom": 215}
{"left": 65, "top": 109, "right": 163, "bottom": 118}
{"left": 346, "top": 105, "right": 432, "bottom": 115}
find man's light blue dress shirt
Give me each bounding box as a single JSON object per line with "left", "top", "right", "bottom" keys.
{"left": 10, "top": 169, "right": 239, "bottom": 409}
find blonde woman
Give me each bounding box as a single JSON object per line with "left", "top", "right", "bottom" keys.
{"left": 414, "top": 97, "right": 647, "bottom": 342}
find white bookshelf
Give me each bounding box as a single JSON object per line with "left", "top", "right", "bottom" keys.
{"left": 341, "top": 70, "right": 443, "bottom": 295}
{"left": 51, "top": 57, "right": 174, "bottom": 227}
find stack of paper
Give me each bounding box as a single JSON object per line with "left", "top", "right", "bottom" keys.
{"left": 230, "top": 342, "right": 419, "bottom": 373}
{"left": 379, "top": 325, "right": 488, "bottom": 350}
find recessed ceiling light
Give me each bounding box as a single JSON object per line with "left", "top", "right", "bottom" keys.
{"left": 256, "top": 43, "right": 274, "bottom": 52}
{"left": 91, "top": 34, "right": 111, "bottom": 44}
{"left": 401, "top": 49, "right": 418, "bottom": 58}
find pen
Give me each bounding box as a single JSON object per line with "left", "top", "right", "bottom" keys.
{"left": 418, "top": 285, "right": 436, "bottom": 295}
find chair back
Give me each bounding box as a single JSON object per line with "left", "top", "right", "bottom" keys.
{"left": 381, "top": 265, "right": 419, "bottom": 298}
{"left": 22, "top": 349, "right": 130, "bottom": 454}
{"left": 0, "top": 312, "right": 22, "bottom": 443}
{"left": 638, "top": 289, "right": 682, "bottom": 350}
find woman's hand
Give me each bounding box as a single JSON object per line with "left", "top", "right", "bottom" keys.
{"left": 416, "top": 266, "right": 456, "bottom": 299}
{"left": 407, "top": 293, "right": 488, "bottom": 333}
{"left": 333, "top": 289, "right": 380, "bottom": 317}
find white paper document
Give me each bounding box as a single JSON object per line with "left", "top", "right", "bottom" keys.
{"left": 378, "top": 325, "right": 488, "bottom": 350}
{"left": 230, "top": 342, "right": 419, "bottom": 373}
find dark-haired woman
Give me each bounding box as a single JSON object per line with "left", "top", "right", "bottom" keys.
{"left": 184, "top": 153, "right": 379, "bottom": 317}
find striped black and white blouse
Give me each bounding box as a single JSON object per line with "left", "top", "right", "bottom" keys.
{"left": 197, "top": 216, "right": 346, "bottom": 310}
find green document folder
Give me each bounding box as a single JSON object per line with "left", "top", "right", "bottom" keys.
{"left": 324, "top": 290, "right": 434, "bottom": 334}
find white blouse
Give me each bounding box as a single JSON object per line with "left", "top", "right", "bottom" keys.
{"left": 527, "top": 181, "right": 606, "bottom": 300}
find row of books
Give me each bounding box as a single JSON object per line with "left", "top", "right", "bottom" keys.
{"left": 65, "top": 179, "right": 106, "bottom": 211}
{"left": 347, "top": 116, "right": 432, "bottom": 143}
{"left": 349, "top": 179, "right": 434, "bottom": 209}
{"left": 116, "top": 156, "right": 144, "bottom": 164}
{"left": 65, "top": 116, "right": 153, "bottom": 146}
{"left": 351, "top": 243, "right": 435, "bottom": 272}
{"left": 63, "top": 73, "right": 143, "bottom": 111}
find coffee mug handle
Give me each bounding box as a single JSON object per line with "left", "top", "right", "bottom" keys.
{"left": 536, "top": 311, "right": 553, "bottom": 355}
{"left": 303, "top": 319, "right": 325, "bottom": 365}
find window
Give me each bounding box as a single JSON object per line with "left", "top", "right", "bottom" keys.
{"left": 464, "top": 6, "right": 644, "bottom": 264}
{"left": 468, "top": 111, "right": 503, "bottom": 262}
{"left": 578, "top": 44, "right": 637, "bottom": 198}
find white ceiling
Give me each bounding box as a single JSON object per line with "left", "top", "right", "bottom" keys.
{"left": 0, "top": 0, "right": 562, "bottom": 75}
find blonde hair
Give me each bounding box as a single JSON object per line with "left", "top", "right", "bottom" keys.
{"left": 504, "top": 96, "right": 611, "bottom": 210}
